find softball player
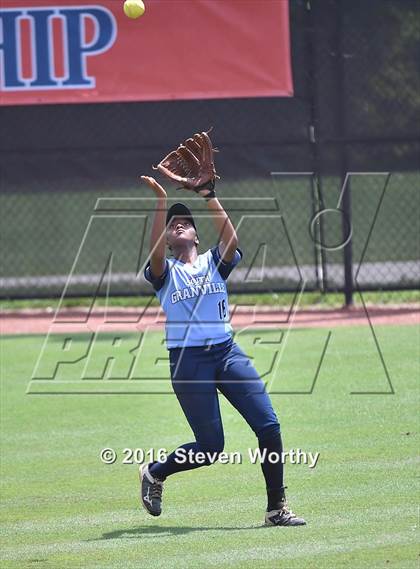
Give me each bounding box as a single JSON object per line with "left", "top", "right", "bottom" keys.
{"left": 139, "top": 175, "right": 305, "bottom": 527}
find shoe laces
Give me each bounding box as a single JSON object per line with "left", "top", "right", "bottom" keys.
{"left": 150, "top": 478, "right": 163, "bottom": 500}
{"left": 278, "top": 501, "right": 296, "bottom": 519}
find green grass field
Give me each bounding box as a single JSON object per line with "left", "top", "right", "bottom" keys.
{"left": 1, "top": 289, "right": 419, "bottom": 310}
{"left": 1, "top": 324, "right": 419, "bottom": 568}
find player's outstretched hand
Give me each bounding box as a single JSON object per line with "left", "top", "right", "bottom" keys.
{"left": 140, "top": 175, "right": 167, "bottom": 198}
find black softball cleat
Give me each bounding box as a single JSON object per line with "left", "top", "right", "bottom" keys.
{"left": 139, "top": 463, "right": 164, "bottom": 517}
{"left": 265, "top": 502, "right": 306, "bottom": 527}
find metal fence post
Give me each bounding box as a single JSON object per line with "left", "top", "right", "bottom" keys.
{"left": 305, "top": 0, "right": 328, "bottom": 293}
{"left": 334, "top": 0, "right": 353, "bottom": 306}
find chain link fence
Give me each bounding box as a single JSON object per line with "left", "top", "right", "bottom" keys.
{"left": 1, "top": 0, "right": 419, "bottom": 300}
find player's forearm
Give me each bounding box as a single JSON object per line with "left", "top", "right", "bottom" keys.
{"left": 139, "top": 175, "right": 168, "bottom": 277}
{"left": 206, "top": 197, "right": 238, "bottom": 259}
{"left": 149, "top": 196, "right": 167, "bottom": 277}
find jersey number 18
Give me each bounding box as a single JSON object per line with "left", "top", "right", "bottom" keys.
{"left": 217, "top": 299, "right": 227, "bottom": 320}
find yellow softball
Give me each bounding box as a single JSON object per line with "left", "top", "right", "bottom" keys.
{"left": 123, "top": 0, "right": 145, "bottom": 19}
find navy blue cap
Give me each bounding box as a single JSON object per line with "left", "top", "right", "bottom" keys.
{"left": 166, "top": 203, "right": 197, "bottom": 231}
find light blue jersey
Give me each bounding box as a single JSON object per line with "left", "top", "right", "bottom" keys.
{"left": 144, "top": 247, "right": 242, "bottom": 349}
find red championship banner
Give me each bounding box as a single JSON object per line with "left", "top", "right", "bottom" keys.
{"left": 0, "top": 0, "right": 293, "bottom": 106}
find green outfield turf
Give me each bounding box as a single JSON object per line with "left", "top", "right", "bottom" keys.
{"left": 1, "top": 324, "right": 419, "bottom": 568}
{"left": 1, "top": 289, "right": 419, "bottom": 310}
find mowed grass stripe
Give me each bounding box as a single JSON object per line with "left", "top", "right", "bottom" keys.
{"left": 1, "top": 531, "right": 418, "bottom": 567}
{"left": 1, "top": 501, "right": 418, "bottom": 536}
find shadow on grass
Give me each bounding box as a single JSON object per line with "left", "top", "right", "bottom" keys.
{"left": 89, "top": 524, "right": 266, "bottom": 541}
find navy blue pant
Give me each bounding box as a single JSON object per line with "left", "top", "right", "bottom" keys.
{"left": 149, "top": 338, "right": 281, "bottom": 482}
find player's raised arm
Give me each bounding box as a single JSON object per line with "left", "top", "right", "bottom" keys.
{"left": 140, "top": 175, "right": 167, "bottom": 278}
{"left": 151, "top": 130, "right": 239, "bottom": 262}
{"left": 204, "top": 197, "right": 238, "bottom": 263}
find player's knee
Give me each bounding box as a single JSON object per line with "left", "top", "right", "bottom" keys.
{"left": 197, "top": 436, "right": 225, "bottom": 465}
{"left": 202, "top": 437, "right": 225, "bottom": 455}
{"left": 256, "top": 422, "right": 281, "bottom": 443}
{"left": 211, "top": 438, "right": 225, "bottom": 455}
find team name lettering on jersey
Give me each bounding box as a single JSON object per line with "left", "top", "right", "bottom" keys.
{"left": 171, "top": 281, "right": 226, "bottom": 304}
{"left": 185, "top": 275, "right": 210, "bottom": 286}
